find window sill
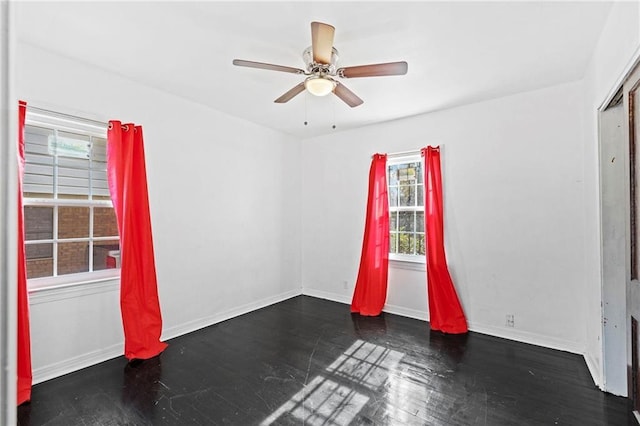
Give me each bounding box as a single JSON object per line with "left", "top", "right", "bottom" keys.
{"left": 28, "top": 270, "right": 120, "bottom": 305}
{"left": 389, "top": 259, "right": 426, "bottom": 271}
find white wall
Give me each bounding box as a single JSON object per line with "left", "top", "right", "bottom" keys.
{"left": 581, "top": 1, "right": 640, "bottom": 392}
{"left": 301, "top": 80, "right": 588, "bottom": 354}
{"left": 16, "top": 43, "right": 302, "bottom": 383}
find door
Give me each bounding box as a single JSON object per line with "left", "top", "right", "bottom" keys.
{"left": 626, "top": 63, "right": 640, "bottom": 409}
{"left": 599, "top": 92, "right": 627, "bottom": 396}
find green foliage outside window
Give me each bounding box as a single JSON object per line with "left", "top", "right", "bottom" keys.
{"left": 388, "top": 159, "right": 425, "bottom": 256}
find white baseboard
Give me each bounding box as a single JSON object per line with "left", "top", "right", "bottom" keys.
{"left": 302, "top": 288, "right": 351, "bottom": 305}
{"left": 382, "top": 303, "right": 429, "bottom": 321}
{"left": 467, "top": 322, "right": 584, "bottom": 355}
{"left": 302, "top": 288, "right": 583, "bottom": 354}
{"left": 302, "top": 289, "right": 429, "bottom": 322}
{"left": 584, "top": 352, "right": 604, "bottom": 390}
{"left": 33, "top": 342, "right": 123, "bottom": 385}
{"left": 33, "top": 288, "right": 302, "bottom": 384}
{"left": 161, "top": 288, "right": 302, "bottom": 341}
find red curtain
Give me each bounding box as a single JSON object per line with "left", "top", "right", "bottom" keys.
{"left": 351, "top": 154, "right": 389, "bottom": 316}
{"left": 17, "top": 100, "right": 32, "bottom": 404}
{"left": 107, "top": 121, "right": 167, "bottom": 360}
{"left": 422, "top": 146, "right": 468, "bottom": 334}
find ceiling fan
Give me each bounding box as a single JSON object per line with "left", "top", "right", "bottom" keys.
{"left": 232, "top": 22, "right": 408, "bottom": 108}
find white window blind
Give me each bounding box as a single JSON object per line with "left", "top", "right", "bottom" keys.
{"left": 23, "top": 125, "right": 110, "bottom": 199}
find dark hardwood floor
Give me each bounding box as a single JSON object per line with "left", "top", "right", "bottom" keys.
{"left": 18, "top": 296, "right": 633, "bottom": 425}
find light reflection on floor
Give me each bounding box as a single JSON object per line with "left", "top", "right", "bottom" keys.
{"left": 261, "top": 339, "right": 404, "bottom": 425}
{"left": 386, "top": 365, "right": 432, "bottom": 424}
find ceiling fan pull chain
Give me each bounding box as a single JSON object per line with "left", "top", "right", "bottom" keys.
{"left": 304, "top": 92, "right": 308, "bottom": 126}
{"left": 332, "top": 97, "right": 336, "bottom": 130}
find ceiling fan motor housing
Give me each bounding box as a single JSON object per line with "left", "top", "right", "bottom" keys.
{"left": 303, "top": 46, "right": 339, "bottom": 76}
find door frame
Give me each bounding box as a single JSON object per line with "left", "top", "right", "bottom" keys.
{"left": 0, "top": 0, "right": 19, "bottom": 424}
{"left": 598, "top": 46, "right": 640, "bottom": 402}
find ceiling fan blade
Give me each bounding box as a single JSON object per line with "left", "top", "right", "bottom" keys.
{"left": 333, "top": 82, "right": 363, "bottom": 108}
{"left": 311, "top": 21, "right": 335, "bottom": 64}
{"left": 274, "top": 82, "right": 306, "bottom": 103}
{"left": 233, "top": 59, "right": 305, "bottom": 75}
{"left": 338, "top": 61, "right": 408, "bottom": 78}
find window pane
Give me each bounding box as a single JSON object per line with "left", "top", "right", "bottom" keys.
{"left": 399, "top": 185, "right": 415, "bottom": 206}
{"left": 416, "top": 212, "right": 424, "bottom": 233}
{"left": 398, "top": 233, "right": 414, "bottom": 254}
{"left": 417, "top": 184, "right": 424, "bottom": 207}
{"left": 26, "top": 242, "right": 53, "bottom": 260}
{"left": 399, "top": 211, "right": 415, "bottom": 232}
{"left": 91, "top": 137, "right": 110, "bottom": 198}
{"left": 390, "top": 232, "right": 398, "bottom": 254}
{"left": 416, "top": 161, "right": 423, "bottom": 184}
{"left": 23, "top": 192, "right": 54, "bottom": 199}
{"left": 57, "top": 159, "right": 91, "bottom": 199}
{"left": 417, "top": 234, "right": 425, "bottom": 255}
{"left": 390, "top": 211, "right": 397, "bottom": 231}
{"left": 388, "top": 187, "right": 398, "bottom": 207}
{"left": 398, "top": 165, "right": 417, "bottom": 183}
{"left": 58, "top": 207, "right": 90, "bottom": 238}
{"left": 94, "top": 207, "right": 119, "bottom": 237}
{"left": 409, "top": 233, "right": 416, "bottom": 255}
{"left": 26, "top": 244, "right": 53, "bottom": 279}
{"left": 91, "top": 137, "right": 107, "bottom": 162}
{"left": 94, "top": 240, "right": 121, "bottom": 271}
{"left": 388, "top": 165, "right": 399, "bottom": 186}
{"left": 24, "top": 206, "right": 53, "bottom": 241}
{"left": 55, "top": 131, "right": 91, "bottom": 199}
{"left": 24, "top": 126, "right": 54, "bottom": 197}
{"left": 57, "top": 242, "right": 89, "bottom": 275}
{"left": 53, "top": 131, "right": 90, "bottom": 155}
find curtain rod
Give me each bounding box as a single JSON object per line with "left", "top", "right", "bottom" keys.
{"left": 27, "top": 105, "right": 132, "bottom": 132}
{"left": 26, "top": 105, "right": 108, "bottom": 128}
{"left": 386, "top": 149, "right": 420, "bottom": 158}
{"left": 379, "top": 147, "right": 441, "bottom": 160}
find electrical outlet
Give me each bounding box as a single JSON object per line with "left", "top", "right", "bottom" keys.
{"left": 506, "top": 314, "right": 515, "bottom": 328}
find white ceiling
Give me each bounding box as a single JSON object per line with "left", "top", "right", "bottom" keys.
{"left": 16, "top": 1, "right": 613, "bottom": 138}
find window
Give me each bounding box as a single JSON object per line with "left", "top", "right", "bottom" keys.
{"left": 387, "top": 154, "right": 425, "bottom": 261}
{"left": 23, "top": 109, "right": 120, "bottom": 288}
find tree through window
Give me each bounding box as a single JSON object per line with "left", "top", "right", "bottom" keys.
{"left": 387, "top": 155, "right": 425, "bottom": 260}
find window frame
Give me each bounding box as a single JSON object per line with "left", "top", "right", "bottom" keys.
{"left": 23, "top": 109, "right": 120, "bottom": 291}
{"left": 386, "top": 153, "right": 426, "bottom": 264}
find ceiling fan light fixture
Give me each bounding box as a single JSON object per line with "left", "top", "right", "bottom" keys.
{"left": 305, "top": 76, "right": 336, "bottom": 97}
